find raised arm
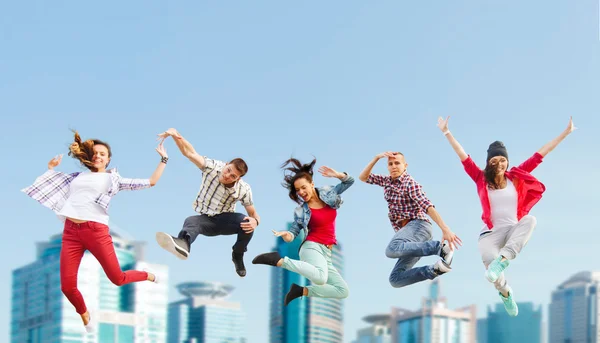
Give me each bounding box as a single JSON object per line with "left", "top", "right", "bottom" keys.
{"left": 536, "top": 117, "right": 576, "bottom": 158}
{"left": 359, "top": 152, "right": 394, "bottom": 182}
{"left": 120, "top": 141, "right": 168, "bottom": 189}
{"left": 158, "top": 128, "right": 206, "bottom": 169}
{"left": 317, "top": 166, "right": 354, "bottom": 194}
{"left": 437, "top": 116, "right": 468, "bottom": 161}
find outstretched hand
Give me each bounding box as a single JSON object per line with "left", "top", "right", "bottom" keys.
{"left": 565, "top": 116, "right": 577, "bottom": 134}
{"left": 157, "top": 128, "right": 182, "bottom": 141}
{"left": 318, "top": 166, "right": 342, "bottom": 178}
{"left": 48, "top": 154, "right": 63, "bottom": 170}
{"left": 442, "top": 229, "right": 463, "bottom": 251}
{"left": 437, "top": 116, "right": 450, "bottom": 133}
{"left": 155, "top": 140, "right": 168, "bottom": 158}
{"left": 272, "top": 230, "right": 293, "bottom": 243}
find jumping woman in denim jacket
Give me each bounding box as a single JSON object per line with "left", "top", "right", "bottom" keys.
{"left": 252, "top": 158, "right": 353, "bottom": 306}
{"left": 437, "top": 116, "right": 576, "bottom": 317}
{"left": 21, "top": 131, "right": 167, "bottom": 332}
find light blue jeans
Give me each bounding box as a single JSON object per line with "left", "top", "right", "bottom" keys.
{"left": 386, "top": 219, "right": 441, "bottom": 288}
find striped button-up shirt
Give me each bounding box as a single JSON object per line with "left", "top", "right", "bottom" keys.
{"left": 21, "top": 168, "right": 151, "bottom": 221}
{"left": 367, "top": 171, "right": 433, "bottom": 231}
{"left": 193, "top": 157, "right": 253, "bottom": 216}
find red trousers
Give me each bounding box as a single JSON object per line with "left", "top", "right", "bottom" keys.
{"left": 60, "top": 219, "right": 148, "bottom": 314}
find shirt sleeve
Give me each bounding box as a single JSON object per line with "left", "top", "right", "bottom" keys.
{"left": 240, "top": 185, "right": 254, "bottom": 206}
{"left": 118, "top": 176, "right": 152, "bottom": 191}
{"left": 201, "top": 157, "right": 223, "bottom": 173}
{"left": 461, "top": 155, "right": 483, "bottom": 183}
{"left": 516, "top": 152, "right": 544, "bottom": 173}
{"left": 366, "top": 174, "right": 388, "bottom": 187}
{"left": 407, "top": 178, "right": 434, "bottom": 212}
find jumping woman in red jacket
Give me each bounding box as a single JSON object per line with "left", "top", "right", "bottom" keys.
{"left": 437, "top": 116, "right": 576, "bottom": 316}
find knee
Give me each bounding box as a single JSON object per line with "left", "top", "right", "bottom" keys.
{"left": 339, "top": 286, "right": 349, "bottom": 299}
{"left": 389, "top": 274, "right": 406, "bottom": 289}
{"left": 521, "top": 215, "right": 537, "bottom": 228}
{"left": 313, "top": 275, "right": 327, "bottom": 286}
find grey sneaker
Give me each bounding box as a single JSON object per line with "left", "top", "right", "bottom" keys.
{"left": 156, "top": 232, "right": 190, "bottom": 260}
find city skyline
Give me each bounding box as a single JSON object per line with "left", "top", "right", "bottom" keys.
{"left": 2, "top": 2, "right": 598, "bottom": 343}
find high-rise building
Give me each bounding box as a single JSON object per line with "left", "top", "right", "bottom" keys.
{"left": 167, "top": 281, "right": 246, "bottom": 343}
{"left": 269, "top": 222, "right": 345, "bottom": 343}
{"left": 549, "top": 271, "right": 599, "bottom": 343}
{"left": 351, "top": 314, "right": 392, "bottom": 343}
{"left": 391, "top": 279, "right": 477, "bottom": 343}
{"left": 476, "top": 319, "right": 487, "bottom": 343}
{"left": 485, "top": 302, "right": 542, "bottom": 343}
{"left": 11, "top": 229, "right": 169, "bottom": 343}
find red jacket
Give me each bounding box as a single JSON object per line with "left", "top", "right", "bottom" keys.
{"left": 462, "top": 152, "right": 546, "bottom": 230}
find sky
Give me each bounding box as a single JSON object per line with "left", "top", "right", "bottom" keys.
{"left": 1, "top": 1, "right": 599, "bottom": 342}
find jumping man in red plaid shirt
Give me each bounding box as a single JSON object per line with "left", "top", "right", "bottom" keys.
{"left": 359, "top": 151, "right": 462, "bottom": 288}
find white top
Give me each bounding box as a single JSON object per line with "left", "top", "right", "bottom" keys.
{"left": 487, "top": 178, "right": 518, "bottom": 230}
{"left": 58, "top": 172, "right": 112, "bottom": 225}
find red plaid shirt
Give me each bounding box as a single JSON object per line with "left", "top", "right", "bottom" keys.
{"left": 367, "top": 171, "right": 433, "bottom": 231}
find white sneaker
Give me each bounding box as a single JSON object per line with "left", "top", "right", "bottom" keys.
{"left": 434, "top": 259, "right": 452, "bottom": 275}
{"left": 84, "top": 311, "right": 94, "bottom": 333}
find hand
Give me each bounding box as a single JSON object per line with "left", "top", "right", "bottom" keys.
{"left": 441, "top": 228, "right": 463, "bottom": 251}
{"left": 565, "top": 116, "right": 577, "bottom": 134}
{"left": 437, "top": 116, "right": 450, "bottom": 133}
{"left": 272, "top": 230, "right": 293, "bottom": 242}
{"left": 48, "top": 154, "right": 63, "bottom": 170}
{"left": 375, "top": 151, "right": 397, "bottom": 159}
{"left": 155, "top": 141, "right": 168, "bottom": 158}
{"left": 157, "top": 128, "right": 181, "bottom": 141}
{"left": 318, "top": 166, "right": 343, "bottom": 178}
{"left": 241, "top": 216, "right": 258, "bottom": 233}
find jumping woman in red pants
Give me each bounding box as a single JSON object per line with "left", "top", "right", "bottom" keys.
{"left": 22, "top": 131, "right": 168, "bottom": 332}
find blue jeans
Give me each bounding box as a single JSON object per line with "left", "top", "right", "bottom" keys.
{"left": 386, "top": 219, "right": 440, "bottom": 288}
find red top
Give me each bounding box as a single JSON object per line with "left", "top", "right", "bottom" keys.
{"left": 462, "top": 152, "right": 546, "bottom": 230}
{"left": 306, "top": 205, "right": 337, "bottom": 245}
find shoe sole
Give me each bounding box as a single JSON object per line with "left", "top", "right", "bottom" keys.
{"left": 156, "top": 232, "right": 189, "bottom": 260}
{"left": 436, "top": 260, "right": 452, "bottom": 273}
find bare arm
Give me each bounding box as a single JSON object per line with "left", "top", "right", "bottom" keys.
{"left": 427, "top": 206, "right": 463, "bottom": 250}
{"left": 537, "top": 117, "right": 576, "bottom": 158}
{"left": 437, "top": 116, "right": 468, "bottom": 161}
{"left": 359, "top": 152, "right": 395, "bottom": 182}
{"left": 158, "top": 128, "right": 206, "bottom": 169}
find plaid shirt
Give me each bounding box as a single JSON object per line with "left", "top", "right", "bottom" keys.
{"left": 21, "top": 168, "right": 151, "bottom": 220}
{"left": 366, "top": 171, "right": 433, "bottom": 231}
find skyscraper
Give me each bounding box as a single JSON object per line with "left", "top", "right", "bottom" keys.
{"left": 351, "top": 314, "right": 392, "bottom": 343}
{"left": 11, "top": 229, "right": 169, "bottom": 343}
{"left": 269, "top": 222, "right": 345, "bottom": 343}
{"left": 549, "top": 271, "right": 599, "bottom": 343}
{"left": 167, "top": 281, "right": 246, "bottom": 343}
{"left": 391, "top": 279, "right": 477, "bottom": 343}
{"left": 485, "top": 302, "right": 542, "bottom": 343}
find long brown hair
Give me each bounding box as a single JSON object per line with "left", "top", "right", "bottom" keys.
{"left": 484, "top": 161, "right": 508, "bottom": 190}
{"left": 281, "top": 157, "right": 316, "bottom": 204}
{"left": 68, "top": 130, "right": 112, "bottom": 172}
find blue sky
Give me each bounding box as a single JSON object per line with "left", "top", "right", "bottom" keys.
{"left": 1, "top": 1, "right": 598, "bottom": 342}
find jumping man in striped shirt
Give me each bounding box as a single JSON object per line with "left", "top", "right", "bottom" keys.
{"left": 155, "top": 128, "right": 261, "bottom": 277}
{"left": 359, "top": 151, "right": 462, "bottom": 289}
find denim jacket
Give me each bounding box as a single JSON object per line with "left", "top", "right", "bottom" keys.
{"left": 287, "top": 173, "right": 355, "bottom": 242}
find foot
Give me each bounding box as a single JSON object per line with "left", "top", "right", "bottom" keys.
{"left": 485, "top": 256, "right": 509, "bottom": 283}
{"left": 81, "top": 311, "right": 93, "bottom": 333}
{"left": 433, "top": 259, "right": 452, "bottom": 275}
{"left": 284, "top": 283, "right": 305, "bottom": 306}
{"left": 252, "top": 252, "right": 282, "bottom": 267}
{"left": 232, "top": 252, "right": 246, "bottom": 277}
{"left": 156, "top": 232, "right": 190, "bottom": 260}
{"left": 439, "top": 242, "right": 454, "bottom": 266}
{"left": 499, "top": 287, "right": 519, "bottom": 316}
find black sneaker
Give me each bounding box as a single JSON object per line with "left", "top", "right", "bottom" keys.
{"left": 440, "top": 242, "right": 454, "bottom": 266}
{"left": 284, "top": 283, "right": 304, "bottom": 306}
{"left": 232, "top": 252, "right": 246, "bottom": 277}
{"left": 156, "top": 232, "right": 190, "bottom": 260}
{"left": 252, "top": 252, "right": 282, "bottom": 267}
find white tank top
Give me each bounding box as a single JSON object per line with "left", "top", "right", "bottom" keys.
{"left": 487, "top": 178, "right": 518, "bottom": 229}
{"left": 58, "top": 172, "right": 112, "bottom": 225}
